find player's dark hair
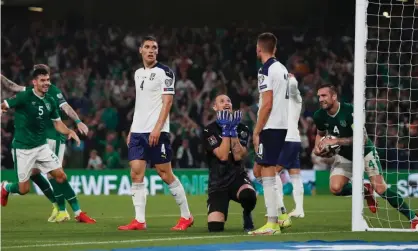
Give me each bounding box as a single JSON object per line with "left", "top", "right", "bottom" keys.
{"left": 141, "top": 35, "right": 157, "bottom": 47}
{"left": 257, "top": 32, "right": 277, "bottom": 53}
{"left": 318, "top": 82, "right": 338, "bottom": 95}
{"left": 32, "top": 64, "right": 50, "bottom": 79}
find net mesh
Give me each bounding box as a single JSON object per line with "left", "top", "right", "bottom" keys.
{"left": 364, "top": 0, "right": 418, "bottom": 229}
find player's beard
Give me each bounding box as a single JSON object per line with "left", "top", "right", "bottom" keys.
{"left": 320, "top": 101, "right": 332, "bottom": 111}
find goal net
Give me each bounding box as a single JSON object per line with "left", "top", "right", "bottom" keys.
{"left": 353, "top": 0, "right": 418, "bottom": 232}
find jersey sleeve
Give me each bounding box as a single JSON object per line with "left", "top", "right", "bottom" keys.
{"left": 258, "top": 71, "right": 273, "bottom": 93}
{"left": 238, "top": 125, "right": 250, "bottom": 148}
{"left": 288, "top": 76, "right": 302, "bottom": 103}
{"left": 313, "top": 110, "right": 326, "bottom": 132}
{"left": 4, "top": 91, "right": 27, "bottom": 108}
{"left": 50, "top": 99, "right": 61, "bottom": 121}
{"left": 50, "top": 85, "right": 67, "bottom": 108}
{"left": 160, "top": 68, "right": 175, "bottom": 95}
{"left": 203, "top": 127, "right": 221, "bottom": 152}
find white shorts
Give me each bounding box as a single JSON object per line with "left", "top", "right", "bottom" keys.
{"left": 12, "top": 144, "right": 61, "bottom": 182}
{"left": 330, "top": 150, "right": 382, "bottom": 179}
{"left": 46, "top": 138, "right": 66, "bottom": 163}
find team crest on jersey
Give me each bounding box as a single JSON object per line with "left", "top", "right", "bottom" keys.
{"left": 258, "top": 75, "right": 265, "bottom": 85}
{"left": 45, "top": 103, "right": 51, "bottom": 111}
{"left": 240, "top": 130, "right": 248, "bottom": 138}
{"left": 340, "top": 120, "right": 347, "bottom": 127}
{"left": 207, "top": 135, "right": 218, "bottom": 146}
{"left": 149, "top": 73, "right": 156, "bottom": 80}
{"left": 165, "top": 79, "right": 173, "bottom": 87}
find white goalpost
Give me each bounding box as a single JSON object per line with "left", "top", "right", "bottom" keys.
{"left": 353, "top": 0, "right": 418, "bottom": 232}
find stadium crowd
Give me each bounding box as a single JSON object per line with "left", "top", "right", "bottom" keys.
{"left": 1, "top": 20, "right": 417, "bottom": 171}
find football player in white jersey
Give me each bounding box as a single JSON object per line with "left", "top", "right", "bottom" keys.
{"left": 253, "top": 74, "right": 304, "bottom": 227}
{"left": 278, "top": 74, "right": 305, "bottom": 219}
{"left": 118, "top": 36, "right": 193, "bottom": 231}
{"left": 249, "top": 32, "right": 289, "bottom": 235}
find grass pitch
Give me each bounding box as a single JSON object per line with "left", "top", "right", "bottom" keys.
{"left": 1, "top": 195, "right": 417, "bottom": 250}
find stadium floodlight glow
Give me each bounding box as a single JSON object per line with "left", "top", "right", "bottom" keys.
{"left": 353, "top": 0, "right": 418, "bottom": 232}
{"left": 28, "top": 7, "right": 43, "bottom": 12}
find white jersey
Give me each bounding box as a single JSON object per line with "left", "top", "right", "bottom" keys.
{"left": 285, "top": 76, "right": 302, "bottom": 142}
{"left": 257, "top": 57, "right": 289, "bottom": 130}
{"left": 131, "top": 63, "right": 175, "bottom": 133}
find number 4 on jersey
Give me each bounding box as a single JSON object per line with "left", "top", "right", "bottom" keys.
{"left": 140, "top": 80, "right": 144, "bottom": 90}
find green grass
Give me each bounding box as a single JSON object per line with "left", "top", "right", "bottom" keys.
{"left": 1, "top": 195, "right": 417, "bottom": 251}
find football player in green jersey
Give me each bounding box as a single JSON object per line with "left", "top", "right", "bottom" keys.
{"left": 0, "top": 67, "right": 80, "bottom": 219}
{"left": 1, "top": 65, "right": 95, "bottom": 223}
{"left": 313, "top": 83, "right": 417, "bottom": 229}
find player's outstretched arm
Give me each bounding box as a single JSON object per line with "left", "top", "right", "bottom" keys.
{"left": 53, "top": 120, "right": 81, "bottom": 146}
{"left": 1, "top": 75, "right": 26, "bottom": 93}
{"left": 61, "top": 103, "right": 89, "bottom": 135}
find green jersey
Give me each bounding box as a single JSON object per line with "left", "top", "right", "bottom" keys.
{"left": 5, "top": 89, "right": 61, "bottom": 149}
{"left": 26, "top": 85, "right": 67, "bottom": 143}
{"left": 313, "top": 102, "right": 375, "bottom": 160}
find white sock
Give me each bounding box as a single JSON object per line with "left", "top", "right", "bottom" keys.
{"left": 290, "top": 174, "right": 304, "bottom": 212}
{"left": 247, "top": 169, "right": 256, "bottom": 182}
{"left": 262, "top": 176, "right": 278, "bottom": 223}
{"left": 275, "top": 173, "right": 286, "bottom": 214}
{"left": 169, "top": 177, "right": 191, "bottom": 219}
{"left": 74, "top": 210, "right": 82, "bottom": 216}
{"left": 132, "top": 182, "right": 146, "bottom": 223}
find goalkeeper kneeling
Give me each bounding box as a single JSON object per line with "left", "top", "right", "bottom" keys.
{"left": 202, "top": 95, "right": 256, "bottom": 232}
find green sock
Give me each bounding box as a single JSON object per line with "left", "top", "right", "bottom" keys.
{"left": 381, "top": 188, "right": 416, "bottom": 221}
{"left": 5, "top": 183, "right": 22, "bottom": 195}
{"left": 335, "top": 183, "right": 352, "bottom": 196}
{"left": 48, "top": 179, "right": 66, "bottom": 211}
{"left": 61, "top": 179, "right": 81, "bottom": 213}
{"left": 30, "top": 174, "right": 56, "bottom": 204}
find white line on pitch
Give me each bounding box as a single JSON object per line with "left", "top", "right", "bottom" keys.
{"left": 2, "top": 230, "right": 352, "bottom": 249}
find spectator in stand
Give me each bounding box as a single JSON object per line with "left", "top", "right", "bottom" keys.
{"left": 87, "top": 150, "right": 103, "bottom": 170}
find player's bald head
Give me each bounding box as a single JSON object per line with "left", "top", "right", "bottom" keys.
{"left": 213, "top": 94, "right": 232, "bottom": 112}
{"left": 257, "top": 32, "right": 277, "bottom": 54}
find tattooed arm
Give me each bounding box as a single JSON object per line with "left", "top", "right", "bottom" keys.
{"left": 1, "top": 75, "right": 26, "bottom": 93}
{"left": 231, "top": 137, "right": 248, "bottom": 161}
{"left": 61, "top": 103, "right": 89, "bottom": 135}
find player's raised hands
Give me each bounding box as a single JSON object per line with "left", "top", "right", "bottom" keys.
{"left": 216, "top": 110, "right": 232, "bottom": 137}
{"left": 230, "top": 110, "right": 242, "bottom": 137}
{"left": 68, "top": 130, "right": 81, "bottom": 146}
